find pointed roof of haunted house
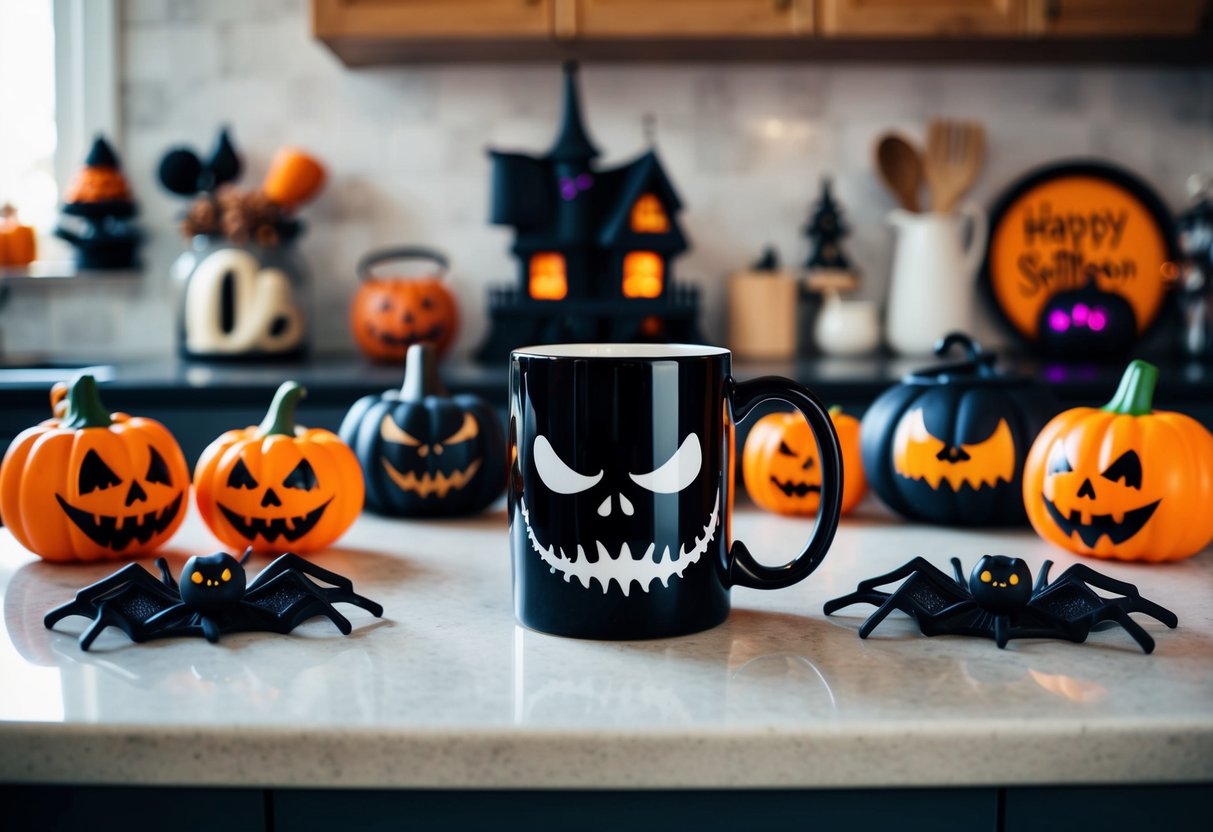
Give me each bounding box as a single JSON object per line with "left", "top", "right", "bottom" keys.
{"left": 548, "top": 61, "right": 600, "bottom": 163}
{"left": 488, "top": 62, "right": 688, "bottom": 258}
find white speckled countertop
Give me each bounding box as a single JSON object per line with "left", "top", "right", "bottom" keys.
{"left": 1, "top": 502, "right": 1210, "bottom": 789}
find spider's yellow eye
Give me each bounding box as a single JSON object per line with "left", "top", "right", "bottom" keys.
{"left": 191, "top": 571, "right": 203, "bottom": 584}
{"left": 221, "top": 568, "right": 232, "bottom": 582}
{"left": 1009, "top": 574, "right": 1019, "bottom": 586}
{"left": 979, "top": 570, "right": 992, "bottom": 583}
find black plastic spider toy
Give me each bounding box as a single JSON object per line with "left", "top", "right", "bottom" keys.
{"left": 824, "top": 555, "right": 1177, "bottom": 653}
{"left": 45, "top": 549, "right": 383, "bottom": 651}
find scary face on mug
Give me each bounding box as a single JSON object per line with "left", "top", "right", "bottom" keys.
{"left": 512, "top": 361, "right": 725, "bottom": 600}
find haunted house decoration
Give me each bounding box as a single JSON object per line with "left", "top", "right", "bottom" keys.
{"left": 477, "top": 63, "right": 701, "bottom": 361}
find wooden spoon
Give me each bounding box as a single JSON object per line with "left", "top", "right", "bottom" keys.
{"left": 875, "top": 133, "right": 924, "bottom": 213}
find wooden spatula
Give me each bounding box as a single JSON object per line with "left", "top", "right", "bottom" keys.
{"left": 923, "top": 119, "right": 985, "bottom": 213}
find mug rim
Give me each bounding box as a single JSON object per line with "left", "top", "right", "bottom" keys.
{"left": 512, "top": 343, "right": 730, "bottom": 360}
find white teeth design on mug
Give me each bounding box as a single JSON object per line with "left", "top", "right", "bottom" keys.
{"left": 520, "top": 488, "right": 721, "bottom": 597}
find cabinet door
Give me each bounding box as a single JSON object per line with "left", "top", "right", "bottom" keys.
{"left": 1026, "top": 0, "right": 1209, "bottom": 36}
{"left": 313, "top": 0, "right": 555, "bottom": 38}
{"left": 818, "top": 0, "right": 1025, "bottom": 36}
{"left": 565, "top": 0, "right": 814, "bottom": 38}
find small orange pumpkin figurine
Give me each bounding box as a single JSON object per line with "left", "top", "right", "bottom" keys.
{"left": 744, "top": 406, "right": 866, "bottom": 516}
{"left": 350, "top": 247, "right": 459, "bottom": 363}
{"left": 262, "top": 147, "right": 326, "bottom": 209}
{"left": 1023, "top": 360, "right": 1213, "bottom": 562}
{"left": 0, "top": 375, "right": 190, "bottom": 562}
{"left": 0, "top": 203, "right": 36, "bottom": 266}
{"left": 194, "top": 382, "right": 364, "bottom": 553}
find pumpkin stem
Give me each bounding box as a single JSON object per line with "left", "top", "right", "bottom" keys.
{"left": 400, "top": 343, "right": 447, "bottom": 401}
{"left": 1102, "top": 360, "right": 1158, "bottom": 417}
{"left": 828, "top": 405, "right": 843, "bottom": 417}
{"left": 258, "top": 381, "right": 306, "bottom": 437}
{"left": 60, "top": 375, "right": 114, "bottom": 429}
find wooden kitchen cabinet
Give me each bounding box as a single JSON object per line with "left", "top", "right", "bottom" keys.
{"left": 817, "top": 0, "right": 1025, "bottom": 36}
{"left": 312, "top": 0, "right": 555, "bottom": 39}
{"left": 1025, "top": 0, "right": 1209, "bottom": 36}
{"left": 314, "top": 0, "right": 1211, "bottom": 67}
{"left": 562, "top": 0, "right": 814, "bottom": 38}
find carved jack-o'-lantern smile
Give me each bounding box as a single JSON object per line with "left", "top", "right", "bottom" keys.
{"left": 1040, "top": 443, "right": 1160, "bottom": 547}
{"left": 892, "top": 409, "right": 1015, "bottom": 491}
{"left": 217, "top": 456, "right": 332, "bottom": 543}
{"left": 365, "top": 293, "right": 447, "bottom": 349}
{"left": 769, "top": 439, "right": 821, "bottom": 499}
{"left": 379, "top": 412, "right": 482, "bottom": 498}
{"left": 55, "top": 446, "right": 184, "bottom": 551}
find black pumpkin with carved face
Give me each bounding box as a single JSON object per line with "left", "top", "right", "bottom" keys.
{"left": 340, "top": 344, "right": 505, "bottom": 517}
{"left": 861, "top": 333, "right": 1059, "bottom": 526}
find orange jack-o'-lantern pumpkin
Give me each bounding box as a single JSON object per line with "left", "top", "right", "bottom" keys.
{"left": 0, "top": 375, "right": 190, "bottom": 562}
{"left": 744, "top": 407, "right": 866, "bottom": 516}
{"left": 350, "top": 247, "right": 458, "bottom": 363}
{"left": 194, "top": 382, "right": 364, "bottom": 553}
{"left": 1023, "top": 360, "right": 1213, "bottom": 562}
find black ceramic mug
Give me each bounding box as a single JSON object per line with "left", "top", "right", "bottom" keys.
{"left": 509, "top": 344, "right": 843, "bottom": 639}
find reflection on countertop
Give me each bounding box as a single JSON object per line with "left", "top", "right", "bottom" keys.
{"left": 1, "top": 502, "right": 1210, "bottom": 789}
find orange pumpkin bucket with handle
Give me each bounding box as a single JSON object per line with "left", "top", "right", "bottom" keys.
{"left": 1023, "top": 359, "right": 1213, "bottom": 562}
{"left": 350, "top": 247, "right": 458, "bottom": 363}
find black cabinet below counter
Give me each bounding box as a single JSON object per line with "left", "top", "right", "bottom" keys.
{"left": 2, "top": 355, "right": 1211, "bottom": 466}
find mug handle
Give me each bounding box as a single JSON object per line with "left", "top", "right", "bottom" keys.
{"left": 727, "top": 376, "right": 843, "bottom": 590}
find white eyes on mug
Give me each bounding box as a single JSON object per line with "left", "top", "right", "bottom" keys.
{"left": 533, "top": 434, "right": 701, "bottom": 495}
{"left": 629, "top": 434, "right": 701, "bottom": 494}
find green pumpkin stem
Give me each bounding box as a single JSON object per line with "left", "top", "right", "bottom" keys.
{"left": 258, "top": 381, "right": 306, "bottom": 437}
{"left": 61, "top": 375, "right": 114, "bottom": 429}
{"left": 1102, "top": 360, "right": 1158, "bottom": 417}
{"left": 400, "top": 343, "right": 447, "bottom": 401}
{"left": 828, "top": 405, "right": 843, "bottom": 417}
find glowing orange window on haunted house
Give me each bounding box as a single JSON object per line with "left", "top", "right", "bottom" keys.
{"left": 630, "top": 194, "right": 669, "bottom": 234}
{"left": 529, "top": 253, "right": 567, "bottom": 300}
{"left": 622, "top": 252, "right": 663, "bottom": 299}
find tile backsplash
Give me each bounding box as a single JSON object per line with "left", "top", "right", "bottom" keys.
{"left": 4, "top": 0, "right": 1212, "bottom": 360}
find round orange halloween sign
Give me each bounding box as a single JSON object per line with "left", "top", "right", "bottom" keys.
{"left": 984, "top": 162, "right": 1178, "bottom": 357}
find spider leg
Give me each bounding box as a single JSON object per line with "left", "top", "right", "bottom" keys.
{"left": 200, "top": 616, "right": 221, "bottom": 644}
{"left": 1042, "top": 564, "right": 1178, "bottom": 628}
{"left": 823, "top": 589, "right": 891, "bottom": 616}
{"left": 246, "top": 553, "right": 356, "bottom": 594}
{"left": 857, "top": 593, "right": 905, "bottom": 639}
{"left": 44, "top": 564, "right": 168, "bottom": 630}
{"left": 1033, "top": 560, "right": 1054, "bottom": 594}
{"left": 994, "top": 614, "right": 1011, "bottom": 649}
{"left": 154, "top": 557, "right": 178, "bottom": 591}
{"left": 243, "top": 572, "right": 355, "bottom": 635}
{"left": 78, "top": 603, "right": 131, "bottom": 651}
{"left": 950, "top": 558, "right": 965, "bottom": 586}
{"left": 824, "top": 557, "right": 954, "bottom": 616}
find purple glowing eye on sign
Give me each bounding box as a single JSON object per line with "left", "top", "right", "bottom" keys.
{"left": 575, "top": 173, "right": 593, "bottom": 190}
{"left": 1087, "top": 309, "right": 1108, "bottom": 332}
{"left": 559, "top": 177, "right": 578, "bottom": 201}
{"left": 1071, "top": 303, "right": 1090, "bottom": 326}
{"left": 1048, "top": 309, "right": 1071, "bottom": 333}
